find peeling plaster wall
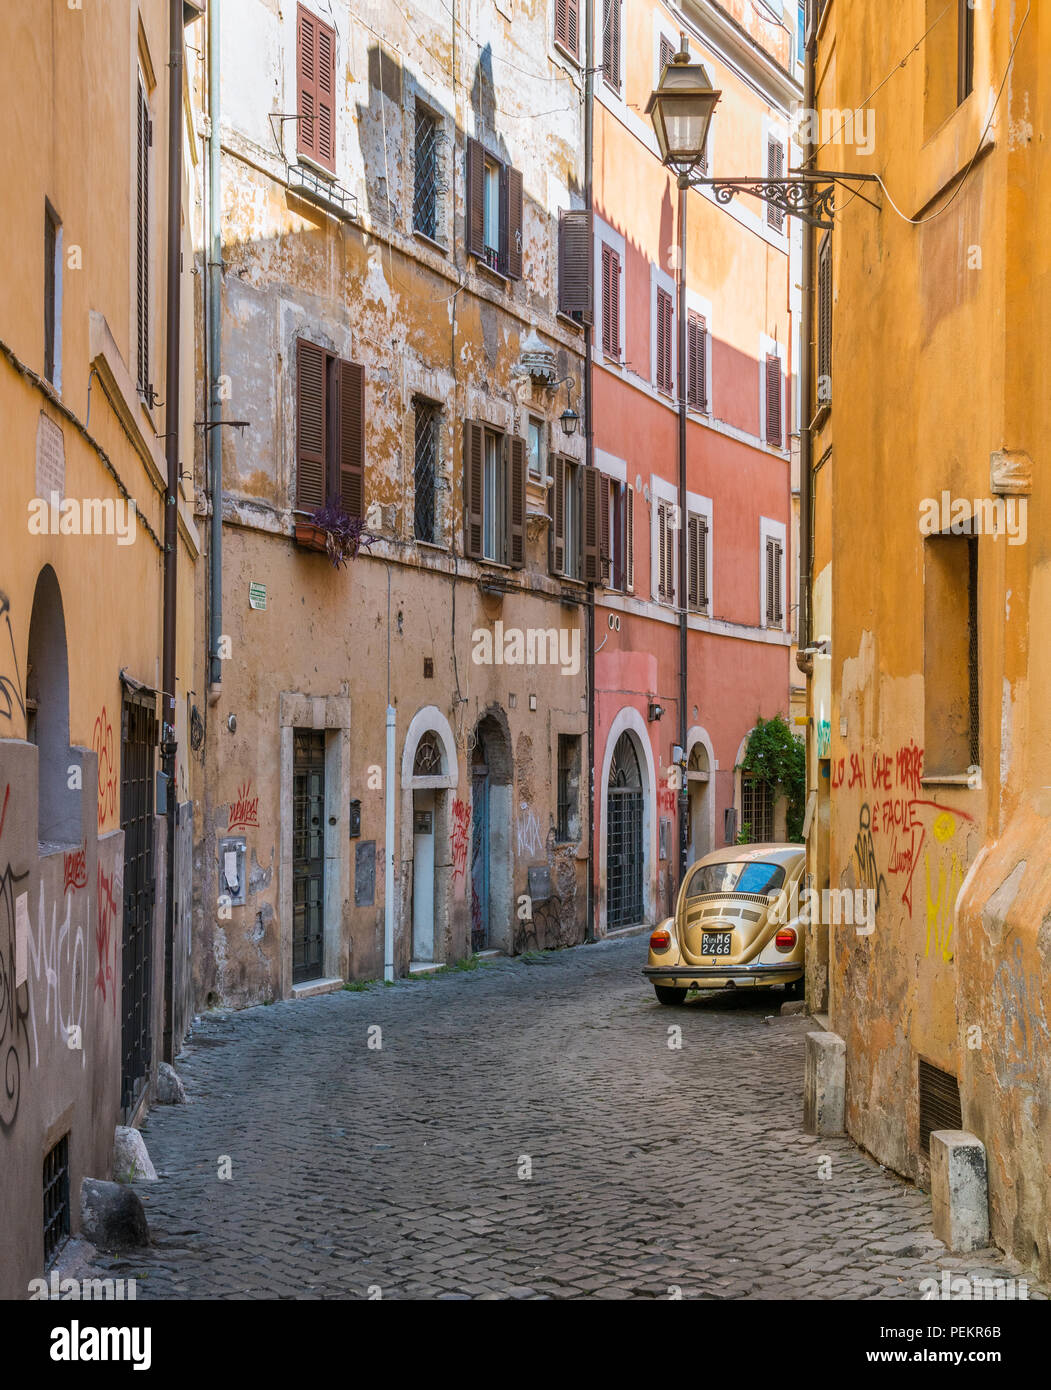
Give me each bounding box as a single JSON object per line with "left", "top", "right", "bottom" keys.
{"left": 190, "top": 0, "right": 589, "bottom": 1003}
{"left": 808, "top": 1, "right": 1051, "bottom": 1278}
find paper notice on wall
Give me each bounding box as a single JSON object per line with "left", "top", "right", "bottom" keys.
{"left": 15, "top": 892, "right": 28, "bottom": 987}
{"left": 224, "top": 851, "right": 239, "bottom": 893}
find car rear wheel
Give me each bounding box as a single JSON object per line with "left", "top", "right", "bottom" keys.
{"left": 653, "top": 985, "right": 688, "bottom": 1006}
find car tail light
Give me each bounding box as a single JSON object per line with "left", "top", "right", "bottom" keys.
{"left": 775, "top": 927, "right": 797, "bottom": 953}
{"left": 650, "top": 928, "right": 671, "bottom": 952}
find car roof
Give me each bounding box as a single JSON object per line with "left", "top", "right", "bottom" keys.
{"left": 692, "top": 843, "right": 804, "bottom": 867}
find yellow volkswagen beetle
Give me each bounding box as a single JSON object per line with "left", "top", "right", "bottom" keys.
{"left": 643, "top": 844, "right": 806, "bottom": 1005}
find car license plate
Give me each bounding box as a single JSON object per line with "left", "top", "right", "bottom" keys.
{"left": 701, "top": 932, "right": 733, "bottom": 956}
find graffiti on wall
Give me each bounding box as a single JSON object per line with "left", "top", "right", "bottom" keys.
{"left": 0, "top": 861, "right": 31, "bottom": 1132}
{"left": 451, "top": 798, "right": 470, "bottom": 882}
{"left": 63, "top": 847, "right": 87, "bottom": 895}
{"left": 92, "top": 707, "right": 117, "bottom": 831}
{"left": 228, "top": 782, "right": 259, "bottom": 833}
{"left": 95, "top": 862, "right": 120, "bottom": 1011}
{"left": 0, "top": 592, "right": 26, "bottom": 725}
{"left": 26, "top": 879, "right": 87, "bottom": 1071}
{"left": 516, "top": 808, "right": 544, "bottom": 858}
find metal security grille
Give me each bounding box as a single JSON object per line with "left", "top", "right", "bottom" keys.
{"left": 919, "top": 1059, "right": 963, "bottom": 1153}
{"left": 293, "top": 730, "right": 326, "bottom": 984}
{"left": 968, "top": 538, "right": 980, "bottom": 767}
{"left": 120, "top": 695, "right": 157, "bottom": 1115}
{"left": 740, "top": 775, "right": 773, "bottom": 844}
{"left": 607, "top": 733, "right": 643, "bottom": 928}
{"left": 414, "top": 399, "right": 439, "bottom": 543}
{"left": 413, "top": 107, "right": 439, "bottom": 240}
{"left": 43, "top": 1133, "right": 70, "bottom": 1265}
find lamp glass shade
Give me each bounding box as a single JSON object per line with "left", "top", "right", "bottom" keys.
{"left": 560, "top": 407, "right": 580, "bottom": 436}
{"left": 646, "top": 62, "right": 721, "bottom": 173}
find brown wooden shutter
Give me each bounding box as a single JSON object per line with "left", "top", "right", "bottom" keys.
{"left": 316, "top": 17, "right": 336, "bottom": 172}
{"left": 508, "top": 434, "right": 526, "bottom": 567}
{"left": 463, "top": 421, "right": 485, "bottom": 559}
{"left": 603, "top": 0, "right": 621, "bottom": 89}
{"left": 555, "top": 0, "right": 569, "bottom": 49}
{"left": 687, "top": 312, "right": 707, "bottom": 409}
{"left": 658, "top": 502, "right": 668, "bottom": 600}
{"left": 766, "top": 353, "right": 782, "bottom": 447}
{"left": 297, "top": 5, "right": 318, "bottom": 162}
{"left": 659, "top": 35, "right": 675, "bottom": 71}
{"left": 699, "top": 514, "right": 709, "bottom": 610}
{"left": 550, "top": 454, "right": 566, "bottom": 575}
{"left": 625, "top": 483, "right": 634, "bottom": 593}
{"left": 657, "top": 289, "right": 673, "bottom": 392}
{"left": 774, "top": 540, "right": 784, "bottom": 623}
{"left": 506, "top": 166, "right": 523, "bottom": 279}
{"left": 558, "top": 208, "right": 592, "bottom": 322}
{"left": 567, "top": 0, "right": 580, "bottom": 55}
{"left": 337, "top": 358, "right": 364, "bottom": 518}
{"left": 767, "top": 139, "right": 785, "bottom": 231}
{"left": 296, "top": 339, "right": 327, "bottom": 511}
{"left": 765, "top": 536, "right": 775, "bottom": 623}
{"left": 599, "top": 476, "right": 611, "bottom": 585}
{"left": 466, "top": 138, "right": 485, "bottom": 259}
{"left": 687, "top": 513, "right": 700, "bottom": 609}
{"left": 583, "top": 466, "right": 601, "bottom": 583}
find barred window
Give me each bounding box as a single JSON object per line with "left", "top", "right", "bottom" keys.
{"left": 413, "top": 105, "right": 439, "bottom": 241}
{"left": 557, "top": 734, "right": 581, "bottom": 842}
{"left": 740, "top": 775, "right": 773, "bottom": 844}
{"left": 414, "top": 399, "right": 440, "bottom": 543}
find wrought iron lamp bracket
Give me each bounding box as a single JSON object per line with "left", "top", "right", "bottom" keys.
{"left": 679, "top": 169, "right": 880, "bottom": 230}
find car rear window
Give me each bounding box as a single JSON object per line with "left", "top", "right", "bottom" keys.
{"left": 686, "top": 861, "right": 786, "bottom": 899}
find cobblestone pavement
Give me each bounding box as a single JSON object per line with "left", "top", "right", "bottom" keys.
{"left": 102, "top": 937, "right": 1043, "bottom": 1300}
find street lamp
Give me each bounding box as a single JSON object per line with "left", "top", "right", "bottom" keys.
{"left": 645, "top": 47, "right": 721, "bottom": 180}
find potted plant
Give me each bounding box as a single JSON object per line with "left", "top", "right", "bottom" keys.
{"left": 295, "top": 503, "right": 374, "bottom": 568}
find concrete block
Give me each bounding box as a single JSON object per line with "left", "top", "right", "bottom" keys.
{"left": 803, "top": 1030, "right": 845, "bottom": 1135}
{"left": 113, "top": 1125, "right": 158, "bottom": 1182}
{"left": 930, "top": 1130, "right": 990, "bottom": 1252}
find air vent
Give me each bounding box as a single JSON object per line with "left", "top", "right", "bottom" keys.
{"left": 43, "top": 1133, "right": 71, "bottom": 1266}
{"left": 918, "top": 1059, "right": 963, "bottom": 1153}
{"left": 741, "top": 909, "right": 762, "bottom": 923}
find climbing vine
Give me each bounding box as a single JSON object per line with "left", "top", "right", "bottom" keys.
{"left": 737, "top": 714, "right": 806, "bottom": 843}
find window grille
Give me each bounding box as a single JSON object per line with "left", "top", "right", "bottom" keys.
{"left": 414, "top": 399, "right": 439, "bottom": 543}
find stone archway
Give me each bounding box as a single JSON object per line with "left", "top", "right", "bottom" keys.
{"left": 401, "top": 707, "right": 459, "bottom": 967}
{"left": 598, "top": 708, "right": 657, "bottom": 934}
{"left": 685, "top": 725, "right": 715, "bottom": 866}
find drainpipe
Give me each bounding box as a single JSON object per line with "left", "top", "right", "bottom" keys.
{"left": 796, "top": 18, "right": 816, "bottom": 675}
{"left": 584, "top": 0, "right": 595, "bottom": 942}
{"left": 676, "top": 179, "right": 688, "bottom": 890}
{"left": 384, "top": 704, "right": 396, "bottom": 982}
{"left": 206, "top": 0, "right": 223, "bottom": 700}
{"left": 161, "top": 0, "right": 184, "bottom": 1065}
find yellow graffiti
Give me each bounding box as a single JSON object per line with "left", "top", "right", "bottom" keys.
{"left": 925, "top": 848, "right": 962, "bottom": 962}
{"left": 932, "top": 811, "right": 957, "bottom": 844}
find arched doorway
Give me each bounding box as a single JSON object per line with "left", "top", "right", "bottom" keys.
{"left": 26, "top": 564, "right": 78, "bottom": 845}
{"left": 411, "top": 732, "right": 443, "bottom": 962}
{"left": 607, "top": 732, "right": 644, "bottom": 928}
{"left": 470, "top": 712, "right": 512, "bottom": 954}
{"left": 687, "top": 740, "right": 712, "bottom": 865}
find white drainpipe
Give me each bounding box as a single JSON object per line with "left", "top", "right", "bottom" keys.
{"left": 384, "top": 703, "right": 396, "bottom": 982}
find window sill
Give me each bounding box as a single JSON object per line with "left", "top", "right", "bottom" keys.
{"left": 920, "top": 772, "right": 982, "bottom": 789}
{"left": 602, "top": 350, "right": 623, "bottom": 367}
{"left": 553, "top": 40, "right": 581, "bottom": 67}
{"left": 415, "top": 538, "right": 448, "bottom": 553}
{"left": 412, "top": 229, "right": 446, "bottom": 256}
{"left": 557, "top": 312, "right": 587, "bottom": 333}
{"left": 475, "top": 258, "right": 509, "bottom": 288}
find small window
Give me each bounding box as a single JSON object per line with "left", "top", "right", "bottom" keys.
{"left": 601, "top": 243, "right": 621, "bottom": 357}
{"left": 44, "top": 201, "right": 61, "bottom": 388}
{"left": 924, "top": 533, "right": 979, "bottom": 775}
{"left": 925, "top": 0, "right": 973, "bottom": 135}
{"left": 413, "top": 398, "right": 439, "bottom": 543}
{"left": 43, "top": 1133, "right": 71, "bottom": 1267}
{"left": 413, "top": 105, "right": 440, "bottom": 241}
{"left": 557, "top": 734, "right": 582, "bottom": 841}
{"left": 549, "top": 457, "right": 603, "bottom": 581}
{"left": 563, "top": 460, "right": 582, "bottom": 579}
{"left": 604, "top": 478, "right": 633, "bottom": 592}
{"left": 601, "top": 0, "right": 621, "bottom": 92}
{"left": 656, "top": 288, "right": 674, "bottom": 394}
{"left": 527, "top": 417, "right": 544, "bottom": 480}
{"left": 958, "top": 0, "right": 975, "bottom": 104}
{"left": 554, "top": 0, "right": 581, "bottom": 60}
{"left": 740, "top": 774, "right": 774, "bottom": 844}
{"left": 295, "top": 339, "right": 365, "bottom": 518}
{"left": 482, "top": 158, "right": 501, "bottom": 269}
{"left": 463, "top": 422, "right": 526, "bottom": 567}
{"left": 764, "top": 535, "right": 784, "bottom": 627}
{"left": 466, "top": 139, "right": 523, "bottom": 279}
{"left": 482, "top": 428, "right": 505, "bottom": 560}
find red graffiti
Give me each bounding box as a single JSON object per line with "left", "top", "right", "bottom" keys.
{"left": 0, "top": 783, "right": 9, "bottom": 841}
{"left": 229, "top": 781, "right": 259, "bottom": 832}
{"left": 451, "top": 798, "right": 471, "bottom": 882}
{"left": 63, "top": 847, "right": 88, "bottom": 893}
{"left": 847, "top": 753, "right": 866, "bottom": 789}
{"left": 92, "top": 706, "right": 117, "bottom": 830}
{"left": 657, "top": 787, "right": 677, "bottom": 815}
{"left": 96, "top": 863, "right": 119, "bottom": 1009}
{"left": 831, "top": 758, "right": 845, "bottom": 789}
{"left": 896, "top": 740, "right": 924, "bottom": 797}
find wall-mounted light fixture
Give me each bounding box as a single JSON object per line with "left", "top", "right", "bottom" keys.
{"left": 648, "top": 701, "right": 665, "bottom": 723}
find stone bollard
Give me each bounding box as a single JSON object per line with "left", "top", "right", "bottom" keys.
{"left": 803, "top": 1029, "right": 846, "bottom": 1135}
{"left": 930, "top": 1130, "right": 990, "bottom": 1252}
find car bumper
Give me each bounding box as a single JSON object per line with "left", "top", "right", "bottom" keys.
{"left": 643, "top": 963, "right": 803, "bottom": 988}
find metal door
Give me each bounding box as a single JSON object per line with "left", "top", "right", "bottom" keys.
{"left": 470, "top": 766, "right": 490, "bottom": 952}
{"left": 292, "top": 730, "right": 325, "bottom": 983}
{"left": 607, "top": 732, "right": 643, "bottom": 929}
{"left": 119, "top": 695, "right": 157, "bottom": 1115}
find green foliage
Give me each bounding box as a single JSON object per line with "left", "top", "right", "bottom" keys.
{"left": 737, "top": 714, "right": 806, "bottom": 843}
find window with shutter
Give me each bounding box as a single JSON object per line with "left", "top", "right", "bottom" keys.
{"left": 765, "top": 537, "right": 776, "bottom": 624}
{"left": 657, "top": 500, "right": 676, "bottom": 603}
{"left": 296, "top": 339, "right": 366, "bottom": 519}
{"left": 506, "top": 166, "right": 523, "bottom": 279}
{"left": 766, "top": 139, "right": 785, "bottom": 231}
{"left": 297, "top": 5, "right": 336, "bottom": 175}
{"left": 558, "top": 209, "right": 593, "bottom": 322}
{"left": 687, "top": 312, "right": 707, "bottom": 411}
{"left": 659, "top": 35, "right": 675, "bottom": 75}
{"left": 765, "top": 353, "right": 782, "bottom": 448}
{"left": 44, "top": 201, "right": 60, "bottom": 387}
{"left": 773, "top": 540, "right": 784, "bottom": 623}
{"left": 601, "top": 244, "right": 620, "bottom": 358}
{"left": 817, "top": 234, "right": 832, "bottom": 405}
{"left": 687, "top": 512, "right": 709, "bottom": 612}
{"left": 465, "top": 138, "right": 486, "bottom": 259}
{"left": 508, "top": 435, "right": 526, "bottom": 568}
{"left": 463, "top": 420, "right": 485, "bottom": 560}
{"left": 555, "top": 0, "right": 580, "bottom": 59}
{"left": 656, "top": 289, "right": 674, "bottom": 394}
{"left": 625, "top": 483, "right": 634, "bottom": 593}
{"left": 296, "top": 339, "right": 327, "bottom": 511}
{"left": 602, "top": 0, "right": 621, "bottom": 92}
{"left": 550, "top": 454, "right": 566, "bottom": 575}
{"left": 337, "top": 359, "right": 365, "bottom": 519}
{"left": 583, "top": 466, "right": 602, "bottom": 584}
{"left": 600, "top": 477, "right": 612, "bottom": 586}
{"left": 136, "top": 76, "right": 151, "bottom": 399}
